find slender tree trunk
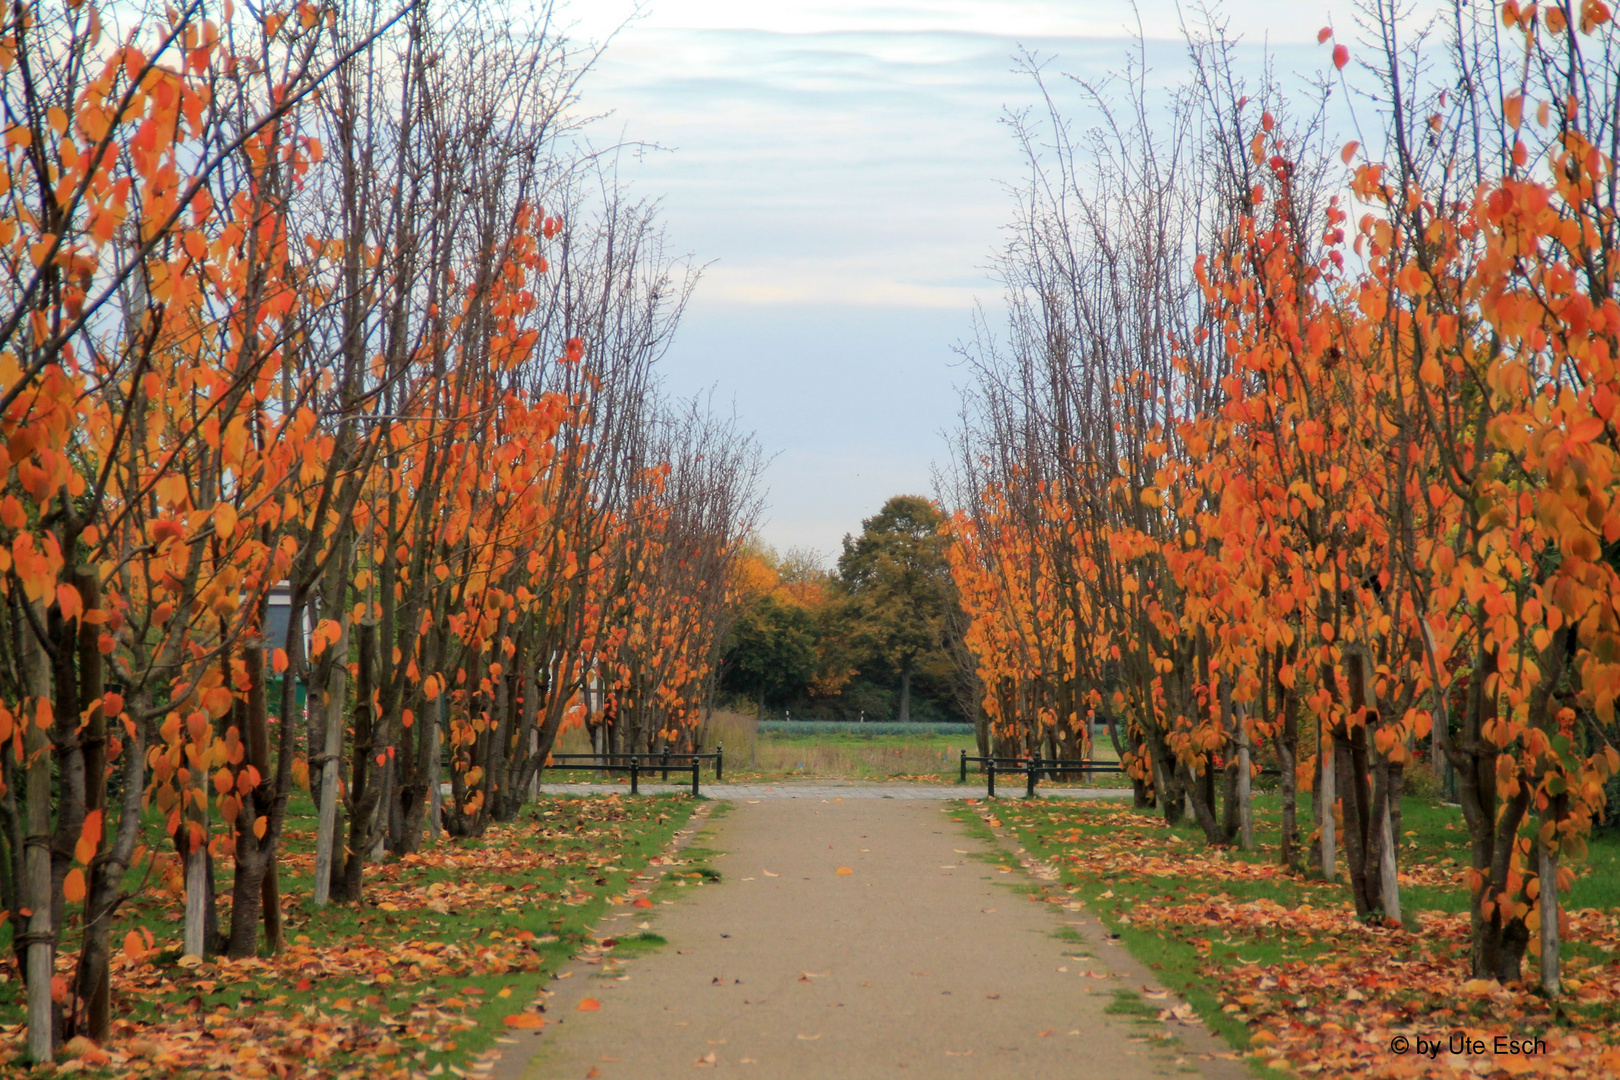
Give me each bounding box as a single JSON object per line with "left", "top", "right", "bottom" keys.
{"left": 1237, "top": 707, "right": 1254, "bottom": 851}
{"left": 427, "top": 701, "right": 443, "bottom": 839}
{"left": 72, "top": 567, "right": 111, "bottom": 1035}
{"left": 1319, "top": 727, "right": 1337, "bottom": 882}
{"left": 1538, "top": 800, "right": 1563, "bottom": 995}
{"left": 19, "top": 597, "right": 56, "bottom": 1061}
{"left": 1277, "top": 673, "right": 1299, "bottom": 870}
{"left": 313, "top": 626, "right": 350, "bottom": 908}
{"left": 74, "top": 689, "right": 147, "bottom": 1043}
{"left": 897, "top": 659, "right": 913, "bottom": 724}
{"left": 340, "top": 621, "right": 378, "bottom": 902}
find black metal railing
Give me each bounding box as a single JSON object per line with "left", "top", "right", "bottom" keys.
{"left": 539, "top": 745, "right": 723, "bottom": 796}
{"left": 959, "top": 749, "right": 1278, "bottom": 798}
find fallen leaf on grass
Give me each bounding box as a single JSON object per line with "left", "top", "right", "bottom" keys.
{"left": 633, "top": 898, "right": 654, "bottom": 908}
{"left": 577, "top": 998, "right": 602, "bottom": 1011}
{"left": 503, "top": 1014, "right": 545, "bottom": 1029}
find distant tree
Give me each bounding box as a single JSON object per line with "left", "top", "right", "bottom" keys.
{"left": 837, "top": 496, "right": 951, "bottom": 723}
{"left": 722, "top": 595, "right": 819, "bottom": 715}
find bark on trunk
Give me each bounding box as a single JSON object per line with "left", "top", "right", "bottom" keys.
{"left": 1538, "top": 810, "right": 1561, "bottom": 996}
{"left": 72, "top": 567, "right": 111, "bottom": 1035}
{"left": 20, "top": 597, "right": 56, "bottom": 1061}
{"left": 313, "top": 627, "right": 349, "bottom": 908}
{"left": 1319, "top": 731, "right": 1337, "bottom": 882}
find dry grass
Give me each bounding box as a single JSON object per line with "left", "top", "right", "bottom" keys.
{"left": 547, "top": 710, "right": 965, "bottom": 780}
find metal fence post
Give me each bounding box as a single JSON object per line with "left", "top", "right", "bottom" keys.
{"left": 1026, "top": 760, "right": 1037, "bottom": 799}
{"left": 662, "top": 746, "right": 670, "bottom": 781}
{"left": 959, "top": 748, "right": 967, "bottom": 784}
{"left": 716, "top": 744, "right": 724, "bottom": 780}
{"left": 630, "top": 759, "right": 640, "bottom": 796}
{"left": 987, "top": 757, "right": 997, "bottom": 799}
{"left": 691, "top": 760, "right": 700, "bottom": 797}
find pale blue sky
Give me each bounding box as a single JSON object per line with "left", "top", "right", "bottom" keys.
{"left": 567, "top": 1, "right": 1348, "bottom": 561}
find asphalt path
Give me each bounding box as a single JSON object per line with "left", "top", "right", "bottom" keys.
{"left": 505, "top": 795, "right": 1255, "bottom": 1080}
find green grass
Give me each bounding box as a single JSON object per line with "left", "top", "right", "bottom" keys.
{"left": 2, "top": 792, "right": 699, "bottom": 1076}
{"left": 972, "top": 790, "right": 1620, "bottom": 1076}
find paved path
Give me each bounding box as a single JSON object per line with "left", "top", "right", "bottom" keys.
{"left": 510, "top": 796, "right": 1251, "bottom": 1080}
{"left": 537, "top": 780, "right": 1133, "bottom": 800}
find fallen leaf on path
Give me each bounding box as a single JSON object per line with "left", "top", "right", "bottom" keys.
{"left": 762, "top": 870, "right": 779, "bottom": 877}
{"left": 835, "top": 867, "right": 853, "bottom": 875}
{"left": 577, "top": 998, "right": 601, "bottom": 1011}
{"left": 797, "top": 1033, "right": 821, "bottom": 1040}
{"left": 1037, "top": 1029, "right": 1053, "bottom": 1037}
{"left": 586, "top": 1069, "right": 601, "bottom": 1079}
{"left": 695, "top": 1050, "right": 717, "bottom": 1066}
{"left": 503, "top": 1014, "right": 545, "bottom": 1029}
{"left": 633, "top": 897, "right": 654, "bottom": 908}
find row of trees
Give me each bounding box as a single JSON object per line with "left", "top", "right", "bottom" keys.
{"left": 0, "top": 0, "right": 759, "bottom": 1059}
{"left": 944, "top": 0, "right": 1620, "bottom": 994}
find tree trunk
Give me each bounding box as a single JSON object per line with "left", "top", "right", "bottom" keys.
{"left": 427, "top": 703, "right": 443, "bottom": 839}
{"left": 227, "top": 642, "right": 282, "bottom": 957}
{"left": 19, "top": 597, "right": 56, "bottom": 1061}
{"left": 72, "top": 566, "right": 111, "bottom": 1035}
{"left": 1318, "top": 730, "right": 1337, "bottom": 882}
{"left": 313, "top": 628, "right": 349, "bottom": 908}
{"left": 1237, "top": 709, "right": 1254, "bottom": 851}
{"left": 1538, "top": 803, "right": 1562, "bottom": 996}
{"left": 897, "top": 660, "right": 912, "bottom": 724}
{"left": 340, "top": 621, "right": 378, "bottom": 903}
{"left": 74, "top": 689, "right": 148, "bottom": 1042}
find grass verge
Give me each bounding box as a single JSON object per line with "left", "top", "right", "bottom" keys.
{"left": 967, "top": 793, "right": 1620, "bottom": 1080}
{"left": 1, "top": 793, "right": 698, "bottom": 1078}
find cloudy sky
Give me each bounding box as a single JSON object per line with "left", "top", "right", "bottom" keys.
{"left": 565, "top": 1, "right": 1345, "bottom": 562}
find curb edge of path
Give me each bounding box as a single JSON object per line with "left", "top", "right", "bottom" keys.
{"left": 489, "top": 797, "right": 724, "bottom": 1080}
{"left": 962, "top": 799, "right": 1263, "bottom": 1080}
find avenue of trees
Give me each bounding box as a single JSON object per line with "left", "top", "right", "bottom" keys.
{"left": 944, "top": 0, "right": 1620, "bottom": 995}
{"left": 0, "top": 0, "right": 760, "bottom": 1059}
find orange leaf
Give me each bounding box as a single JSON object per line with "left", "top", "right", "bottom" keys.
{"left": 63, "top": 868, "right": 86, "bottom": 903}
{"left": 577, "top": 997, "right": 601, "bottom": 1011}
{"left": 1332, "top": 44, "right": 1350, "bottom": 69}
{"left": 633, "top": 897, "right": 654, "bottom": 908}
{"left": 836, "top": 866, "right": 854, "bottom": 876}
{"left": 1317, "top": 26, "right": 1333, "bottom": 42}
{"left": 1340, "top": 140, "right": 1359, "bottom": 164}
{"left": 503, "top": 1013, "right": 546, "bottom": 1029}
